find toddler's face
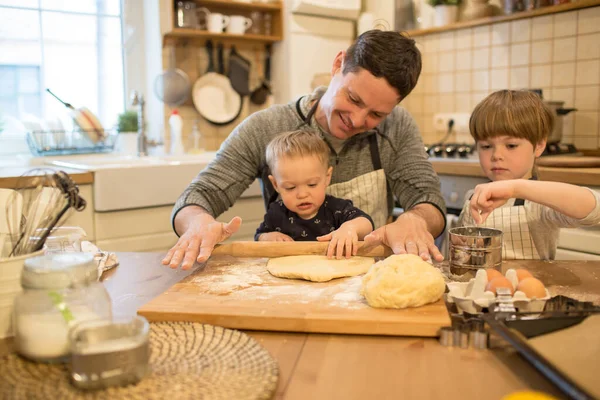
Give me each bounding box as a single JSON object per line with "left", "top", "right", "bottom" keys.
{"left": 476, "top": 136, "right": 546, "bottom": 181}
{"left": 269, "top": 155, "right": 332, "bottom": 219}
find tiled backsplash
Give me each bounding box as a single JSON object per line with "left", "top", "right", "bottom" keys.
{"left": 160, "top": 46, "right": 273, "bottom": 152}
{"left": 402, "top": 7, "right": 600, "bottom": 149}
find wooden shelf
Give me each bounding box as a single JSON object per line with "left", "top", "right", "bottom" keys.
{"left": 163, "top": 28, "right": 282, "bottom": 46}
{"left": 405, "top": 0, "right": 600, "bottom": 36}
{"left": 195, "top": 0, "right": 282, "bottom": 11}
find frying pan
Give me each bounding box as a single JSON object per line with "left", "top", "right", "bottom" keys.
{"left": 250, "top": 44, "right": 272, "bottom": 106}
{"left": 192, "top": 41, "right": 242, "bottom": 126}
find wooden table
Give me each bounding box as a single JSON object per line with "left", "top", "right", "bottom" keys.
{"left": 97, "top": 253, "right": 600, "bottom": 400}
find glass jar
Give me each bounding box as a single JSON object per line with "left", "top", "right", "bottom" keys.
{"left": 69, "top": 316, "right": 150, "bottom": 390}
{"left": 13, "top": 253, "right": 112, "bottom": 363}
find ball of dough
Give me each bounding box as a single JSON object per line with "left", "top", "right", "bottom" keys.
{"left": 360, "top": 254, "right": 446, "bottom": 309}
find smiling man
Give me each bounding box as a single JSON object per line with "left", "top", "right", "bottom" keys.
{"left": 164, "top": 30, "right": 447, "bottom": 270}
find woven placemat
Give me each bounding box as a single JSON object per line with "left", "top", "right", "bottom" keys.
{"left": 0, "top": 322, "right": 279, "bottom": 400}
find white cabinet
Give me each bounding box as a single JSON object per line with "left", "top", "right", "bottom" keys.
{"left": 272, "top": 6, "right": 354, "bottom": 103}
{"left": 94, "top": 196, "right": 266, "bottom": 252}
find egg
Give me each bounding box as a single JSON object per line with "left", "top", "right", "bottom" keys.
{"left": 515, "top": 269, "right": 533, "bottom": 282}
{"left": 485, "top": 276, "right": 514, "bottom": 295}
{"left": 485, "top": 269, "right": 503, "bottom": 282}
{"left": 517, "top": 277, "right": 547, "bottom": 299}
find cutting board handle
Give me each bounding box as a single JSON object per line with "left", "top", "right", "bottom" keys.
{"left": 211, "top": 241, "right": 393, "bottom": 258}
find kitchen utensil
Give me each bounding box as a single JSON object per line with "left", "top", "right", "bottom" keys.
{"left": 138, "top": 242, "right": 451, "bottom": 337}
{"left": 192, "top": 41, "right": 243, "bottom": 126}
{"left": 544, "top": 100, "right": 577, "bottom": 144}
{"left": 153, "top": 45, "right": 191, "bottom": 108}
{"left": 448, "top": 226, "right": 503, "bottom": 279}
{"left": 228, "top": 45, "right": 251, "bottom": 96}
{"left": 250, "top": 44, "right": 272, "bottom": 105}
{"left": 7, "top": 169, "right": 86, "bottom": 257}
{"left": 45, "top": 89, "right": 105, "bottom": 143}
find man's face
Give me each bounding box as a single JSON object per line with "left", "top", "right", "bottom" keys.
{"left": 316, "top": 52, "right": 401, "bottom": 140}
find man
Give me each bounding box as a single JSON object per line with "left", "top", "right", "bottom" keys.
{"left": 163, "top": 30, "right": 446, "bottom": 270}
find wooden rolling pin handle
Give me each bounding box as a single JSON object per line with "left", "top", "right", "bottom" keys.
{"left": 211, "top": 241, "right": 393, "bottom": 258}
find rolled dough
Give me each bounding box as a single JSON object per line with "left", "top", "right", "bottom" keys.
{"left": 266, "top": 255, "right": 375, "bottom": 282}
{"left": 361, "top": 254, "right": 445, "bottom": 309}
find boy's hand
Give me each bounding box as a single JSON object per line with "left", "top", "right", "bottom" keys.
{"left": 317, "top": 226, "right": 359, "bottom": 260}
{"left": 470, "top": 181, "right": 517, "bottom": 223}
{"left": 257, "top": 232, "right": 294, "bottom": 242}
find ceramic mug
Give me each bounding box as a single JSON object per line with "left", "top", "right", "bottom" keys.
{"left": 226, "top": 15, "right": 253, "bottom": 35}
{"left": 197, "top": 8, "right": 230, "bottom": 33}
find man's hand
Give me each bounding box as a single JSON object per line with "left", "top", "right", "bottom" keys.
{"left": 257, "top": 232, "right": 294, "bottom": 242}
{"left": 162, "top": 210, "right": 242, "bottom": 270}
{"left": 364, "top": 208, "right": 443, "bottom": 262}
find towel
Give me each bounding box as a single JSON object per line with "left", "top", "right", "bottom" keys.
{"left": 81, "top": 241, "right": 119, "bottom": 279}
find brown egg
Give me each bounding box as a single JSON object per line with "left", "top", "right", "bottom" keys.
{"left": 485, "top": 276, "right": 514, "bottom": 295}
{"left": 517, "top": 277, "right": 547, "bottom": 299}
{"left": 515, "top": 269, "right": 534, "bottom": 282}
{"left": 486, "top": 269, "right": 503, "bottom": 282}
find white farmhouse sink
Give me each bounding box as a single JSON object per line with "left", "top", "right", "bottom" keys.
{"left": 44, "top": 152, "right": 262, "bottom": 211}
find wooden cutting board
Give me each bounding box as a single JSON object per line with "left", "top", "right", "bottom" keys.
{"left": 537, "top": 156, "right": 600, "bottom": 168}
{"left": 138, "top": 242, "right": 451, "bottom": 337}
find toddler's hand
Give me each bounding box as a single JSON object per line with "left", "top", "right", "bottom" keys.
{"left": 470, "top": 181, "right": 516, "bottom": 223}
{"left": 258, "top": 232, "right": 294, "bottom": 242}
{"left": 316, "top": 227, "right": 359, "bottom": 259}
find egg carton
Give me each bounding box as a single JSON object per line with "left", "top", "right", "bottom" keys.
{"left": 446, "top": 268, "right": 550, "bottom": 314}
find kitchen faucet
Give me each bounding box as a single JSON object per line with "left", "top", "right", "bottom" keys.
{"left": 130, "top": 90, "right": 162, "bottom": 156}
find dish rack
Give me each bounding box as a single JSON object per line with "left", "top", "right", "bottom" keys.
{"left": 26, "top": 129, "right": 118, "bottom": 156}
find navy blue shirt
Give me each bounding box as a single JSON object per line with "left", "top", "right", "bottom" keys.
{"left": 255, "top": 195, "right": 374, "bottom": 241}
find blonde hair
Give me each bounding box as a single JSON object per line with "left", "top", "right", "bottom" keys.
{"left": 266, "top": 130, "right": 330, "bottom": 172}
{"left": 469, "top": 90, "right": 555, "bottom": 146}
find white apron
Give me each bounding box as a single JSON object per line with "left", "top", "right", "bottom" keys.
{"left": 474, "top": 199, "right": 541, "bottom": 260}
{"left": 326, "top": 169, "right": 387, "bottom": 229}
{"left": 298, "top": 95, "right": 388, "bottom": 229}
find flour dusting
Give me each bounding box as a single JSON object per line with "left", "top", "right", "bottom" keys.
{"left": 188, "top": 256, "right": 370, "bottom": 309}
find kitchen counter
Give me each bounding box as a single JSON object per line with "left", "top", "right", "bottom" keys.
{"left": 431, "top": 159, "right": 600, "bottom": 186}
{"left": 0, "top": 167, "right": 93, "bottom": 189}
{"left": 2, "top": 252, "right": 593, "bottom": 399}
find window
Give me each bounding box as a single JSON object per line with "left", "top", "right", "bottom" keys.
{"left": 0, "top": 65, "right": 42, "bottom": 118}
{"left": 0, "top": 0, "right": 124, "bottom": 154}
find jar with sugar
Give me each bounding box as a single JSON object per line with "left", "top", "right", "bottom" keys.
{"left": 13, "top": 253, "right": 112, "bottom": 363}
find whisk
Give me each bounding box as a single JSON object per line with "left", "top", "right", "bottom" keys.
{"left": 6, "top": 169, "right": 87, "bottom": 257}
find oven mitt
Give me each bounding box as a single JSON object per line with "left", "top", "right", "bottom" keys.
{"left": 228, "top": 46, "right": 251, "bottom": 96}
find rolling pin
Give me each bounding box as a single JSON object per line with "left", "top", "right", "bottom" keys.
{"left": 211, "top": 241, "right": 393, "bottom": 258}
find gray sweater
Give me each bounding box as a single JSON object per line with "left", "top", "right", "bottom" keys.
{"left": 172, "top": 88, "right": 446, "bottom": 229}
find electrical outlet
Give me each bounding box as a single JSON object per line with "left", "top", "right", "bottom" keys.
{"left": 433, "top": 113, "right": 473, "bottom": 143}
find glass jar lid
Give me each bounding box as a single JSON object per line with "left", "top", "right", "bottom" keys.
{"left": 22, "top": 253, "right": 98, "bottom": 289}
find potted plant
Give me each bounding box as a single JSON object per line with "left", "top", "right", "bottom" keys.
{"left": 427, "top": 0, "right": 460, "bottom": 26}
{"left": 116, "top": 110, "right": 138, "bottom": 153}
